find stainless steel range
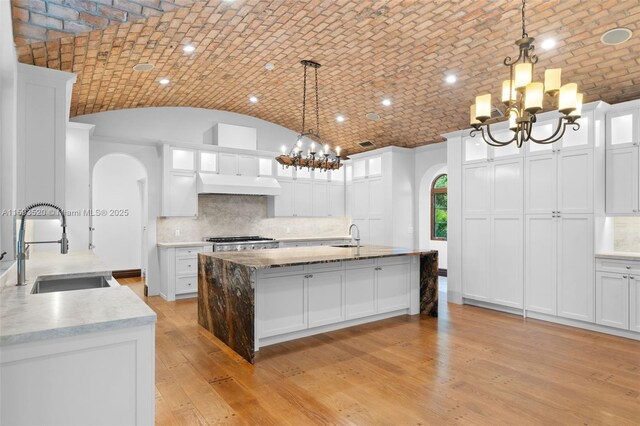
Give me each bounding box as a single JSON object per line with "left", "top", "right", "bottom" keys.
{"left": 204, "top": 236, "right": 279, "bottom": 252}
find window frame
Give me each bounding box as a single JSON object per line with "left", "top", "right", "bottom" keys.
{"left": 431, "top": 173, "right": 447, "bottom": 241}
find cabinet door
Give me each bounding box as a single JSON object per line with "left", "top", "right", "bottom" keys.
{"left": 368, "top": 176, "right": 384, "bottom": 218}
{"left": 595, "top": 272, "right": 629, "bottom": 330}
{"left": 274, "top": 179, "right": 294, "bottom": 216}
{"left": 293, "top": 180, "right": 312, "bottom": 217}
{"left": 171, "top": 148, "right": 195, "bottom": 171}
{"left": 368, "top": 218, "right": 385, "bottom": 246}
{"left": 167, "top": 172, "right": 197, "bottom": 216}
{"left": 606, "top": 147, "right": 639, "bottom": 214}
{"left": 308, "top": 271, "right": 344, "bottom": 327}
{"left": 630, "top": 276, "right": 640, "bottom": 332}
{"left": 561, "top": 116, "right": 592, "bottom": 150}
{"left": 352, "top": 180, "right": 369, "bottom": 218}
{"left": 463, "top": 136, "right": 489, "bottom": 163}
{"left": 367, "top": 156, "right": 382, "bottom": 177}
{"left": 462, "top": 216, "right": 490, "bottom": 301}
{"left": 606, "top": 108, "right": 639, "bottom": 148}
{"left": 218, "top": 152, "right": 238, "bottom": 175}
{"left": 463, "top": 163, "right": 490, "bottom": 214}
{"left": 199, "top": 151, "right": 218, "bottom": 173}
{"left": 312, "top": 181, "right": 329, "bottom": 217}
{"left": 490, "top": 216, "right": 523, "bottom": 308}
{"left": 345, "top": 267, "right": 377, "bottom": 319}
{"left": 238, "top": 154, "right": 258, "bottom": 176}
{"left": 557, "top": 214, "right": 594, "bottom": 322}
{"left": 257, "top": 274, "right": 307, "bottom": 338}
{"left": 525, "top": 153, "right": 557, "bottom": 214}
{"left": 376, "top": 263, "right": 410, "bottom": 313}
{"left": 328, "top": 183, "right": 345, "bottom": 217}
{"left": 525, "top": 215, "right": 557, "bottom": 315}
{"left": 492, "top": 158, "right": 523, "bottom": 214}
{"left": 557, "top": 149, "right": 593, "bottom": 214}
{"left": 526, "top": 120, "right": 558, "bottom": 156}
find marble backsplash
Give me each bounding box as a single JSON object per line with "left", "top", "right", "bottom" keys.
{"left": 157, "top": 194, "right": 350, "bottom": 242}
{"left": 614, "top": 217, "right": 640, "bottom": 252}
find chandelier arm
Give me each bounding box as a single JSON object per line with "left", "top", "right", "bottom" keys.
{"left": 503, "top": 50, "right": 523, "bottom": 66}
{"left": 528, "top": 117, "right": 568, "bottom": 144}
{"left": 471, "top": 126, "right": 515, "bottom": 147}
{"left": 485, "top": 124, "right": 518, "bottom": 146}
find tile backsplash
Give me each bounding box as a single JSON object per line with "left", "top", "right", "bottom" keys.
{"left": 157, "top": 194, "right": 350, "bottom": 242}
{"left": 614, "top": 217, "right": 640, "bottom": 252}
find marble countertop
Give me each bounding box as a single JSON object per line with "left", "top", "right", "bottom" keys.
{"left": 1, "top": 251, "right": 156, "bottom": 346}
{"left": 157, "top": 235, "right": 353, "bottom": 248}
{"left": 201, "top": 245, "right": 436, "bottom": 269}
{"left": 595, "top": 252, "right": 640, "bottom": 261}
{"left": 157, "top": 241, "right": 208, "bottom": 248}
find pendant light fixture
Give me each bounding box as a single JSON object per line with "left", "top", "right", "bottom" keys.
{"left": 470, "top": 0, "right": 582, "bottom": 147}
{"left": 276, "top": 60, "right": 343, "bottom": 171}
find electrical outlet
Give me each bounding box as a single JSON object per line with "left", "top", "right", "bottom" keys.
{"left": 174, "top": 229, "right": 181, "bottom": 237}
{"left": 286, "top": 226, "right": 291, "bottom": 234}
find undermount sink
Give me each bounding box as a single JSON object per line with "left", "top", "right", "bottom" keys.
{"left": 331, "top": 244, "right": 360, "bottom": 248}
{"left": 31, "top": 275, "right": 117, "bottom": 294}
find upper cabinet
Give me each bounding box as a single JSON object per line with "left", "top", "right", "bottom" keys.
{"left": 199, "top": 151, "right": 218, "bottom": 173}
{"left": 606, "top": 107, "right": 639, "bottom": 148}
{"left": 16, "top": 64, "right": 77, "bottom": 209}
{"left": 218, "top": 152, "right": 258, "bottom": 176}
{"left": 170, "top": 148, "right": 196, "bottom": 171}
{"left": 211, "top": 123, "right": 257, "bottom": 151}
{"left": 352, "top": 155, "right": 383, "bottom": 179}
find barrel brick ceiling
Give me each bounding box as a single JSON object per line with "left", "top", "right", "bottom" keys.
{"left": 12, "top": 0, "right": 640, "bottom": 154}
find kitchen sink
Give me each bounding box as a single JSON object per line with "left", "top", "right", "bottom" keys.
{"left": 31, "top": 275, "right": 117, "bottom": 294}
{"left": 331, "top": 244, "right": 360, "bottom": 248}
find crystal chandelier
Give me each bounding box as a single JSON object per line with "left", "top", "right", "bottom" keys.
{"left": 470, "top": 0, "right": 582, "bottom": 147}
{"left": 276, "top": 60, "right": 343, "bottom": 171}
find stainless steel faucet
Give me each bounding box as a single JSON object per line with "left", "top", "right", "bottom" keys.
{"left": 17, "top": 202, "right": 68, "bottom": 286}
{"left": 349, "top": 223, "right": 360, "bottom": 249}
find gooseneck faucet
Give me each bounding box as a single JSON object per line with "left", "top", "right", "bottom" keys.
{"left": 349, "top": 223, "right": 360, "bottom": 249}
{"left": 17, "top": 202, "right": 68, "bottom": 286}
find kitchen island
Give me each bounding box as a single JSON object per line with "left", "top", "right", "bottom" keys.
{"left": 198, "top": 246, "right": 438, "bottom": 363}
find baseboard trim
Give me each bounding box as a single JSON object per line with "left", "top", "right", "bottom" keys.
{"left": 113, "top": 269, "right": 142, "bottom": 279}
{"left": 463, "top": 298, "right": 523, "bottom": 316}
{"left": 526, "top": 311, "right": 640, "bottom": 341}
{"left": 438, "top": 268, "right": 447, "bottom": 277}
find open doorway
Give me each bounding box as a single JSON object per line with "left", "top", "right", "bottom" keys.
{"left": 91, "top": 153, "right": 148, "bottom": 284}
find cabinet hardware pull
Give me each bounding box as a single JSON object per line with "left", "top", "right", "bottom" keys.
{"left": 627, "top": 266, "right": 631, "bottom": 269}
{"left": 630, "top": 276, "right": 635, "bottom": 279}
{"left": 623, "top": 275, "right": 628, "bottom": 278}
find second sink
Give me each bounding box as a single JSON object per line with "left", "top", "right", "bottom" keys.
{"left": 32, "top": 275, "right": 117, "bottom": 294}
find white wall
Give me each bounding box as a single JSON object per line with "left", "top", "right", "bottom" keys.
{"left": 415, "top": 143, "right": 448, "bottom": 269}
{"left": 66, "top": 123, "right": 93, "bottom": 252}
{"left": 0, "top": 0, "right": 17, "bottom": 259}
{"left": 73, "top": 107, "right": 300, "bottom": 152}
{"left": 92, "top": 153, "right": 146, "bottom": 271}
{"left": 445, "top": 131, "right": 463, "bottom": 304}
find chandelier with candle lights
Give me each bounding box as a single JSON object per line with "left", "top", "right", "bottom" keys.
{"left": 469, "top": 0, "right": 582, "bottom": 148}
{"left": 276, "top": 60, "right": 343, "bottom": 171}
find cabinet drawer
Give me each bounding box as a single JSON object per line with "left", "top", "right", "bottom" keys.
{"left": 176, "top": 275, "right": 198, "bottom": 294}
{"left": 377, "top": 256, "right": 411, "bottom": 267}
{"left": 309, "top": 261, "right": 342, "bottom": 272}
{"left": 344, "top": 259, "right": 376, "bottom": 269}
{"left": 258, "top": 265, "right": 306, "bottom": 278}
{"left": 176, "top": 246, "right": 203, "bottom": 257}
{"left": 176, "top": 257, "right": 198, "bottom": 275}
{"left": 595, "top": 258, "right": 640, "bottom": 274}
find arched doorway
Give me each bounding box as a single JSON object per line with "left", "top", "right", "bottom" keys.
{"left": 91, "top": 153, "right": 148, "bottom": 277}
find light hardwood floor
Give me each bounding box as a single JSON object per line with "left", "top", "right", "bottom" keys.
{"left": 120, "top": 277, "right": 640, "bottom": 425}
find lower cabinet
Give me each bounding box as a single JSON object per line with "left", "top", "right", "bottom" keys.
{"left": 256, "top": 257, "right": 416, "bottom": 342}
{"left": 595, "top": 258, "right": 640, "bottom": 333}
{"left": 158, "top": 245, "right": 205, "bottom": 301}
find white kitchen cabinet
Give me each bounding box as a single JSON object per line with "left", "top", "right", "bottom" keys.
{"left": 490, "top": 216, "right": 523, "bottom": 308}
{"left": 212, "top": 123, "right": 257, "bottom": 150}
{"left": 526, "top": 120, "right": 558, "bottom": 156}
{"left": 218, "top": 152, "right": 238, "bottom": 175}
{"left": 171, "top": 148, "right": 195, "bottom": 171}
{"left": 526, "top": 148, "right": 593, "bottom": 214}
{"left": 238, "top": 154, "right": 259, "bottom": 176}
{"left": 368, "top": 176, "right": 384, "bottom": 218}
{"left": 492, "top": 158, "right": 523, "bottom": 214}
{"left": 631, "top": 276, "right": 640, "bottom": 332}
{"left": 462, "top": 216, "right": 490, "bottom": 301}
{"left": 328, "top": 183, "right": 345, "bottom": 217}
{"left": 308, "top": 271, "right": 344, "bottom": 327}
{"left": 293, "top": 179, "right": 313, "bottom": 217}
{"left": 312, "top": 181, "right": 329, "bottom": 217}
{"left": 345, "top": 266, "right": 377, "bottom": 320}
{"left": 561, "top": 116, "right": 592, "bottom": 150}
{"left": 462, "top": 163, "right": 491, "bottom": 214}
{"left": 463, "top": 135, "right": 489, "bottom": 163}
{"left": 606, "top": 107, "right": 638, "bottom": 148}
{"left": 218, "top": 152, "right": 259, "bottom": 176}
{"left": 258, "top": 157, "right": 274, "bottom": 176}
{"left": 557, "top": 214, "right": 594, "bottom": 322}
{"left": 377, "top": 263, "right": 410, "bottom": 312}
{"left": 352, "top": 179, "right": 369, "bottom": 218}
{"left": 595, "top": 272, "right": 629, "bottom": 330}
{"left": 274, "top": 179, "right": 294, "bottom": 216}
{"left": 165, "top": 171, "right": 197, "bottom": 217}
{"left": 258, "top": 274, "right": 308, "bottom": 338}
{"left": 606, "top": 146, "right": 639, "bottom": 214}
{"left": 158, "top": 245, "right": 206, "bottom": 301}
{"left": 525, "top": 214, "right": 557, "bottom": 315}
{"left": 199, "top": 151, "right": 218, "bottom": 173}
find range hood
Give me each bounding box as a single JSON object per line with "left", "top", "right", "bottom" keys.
{"left": 197, "top": 173, "right": 282, "bottom": 196}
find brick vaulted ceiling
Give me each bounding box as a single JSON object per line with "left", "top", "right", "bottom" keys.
{"left": 11, "top": 0, "right": 640, "bottom": 153}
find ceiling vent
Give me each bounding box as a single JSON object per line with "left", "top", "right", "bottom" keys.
{"left": 491, "top": 107, "right": 504, "bottom": 119}
{"left": 133, "top": 63, "right": 154, "bottom": 72}
{"left": 358, "top": 140, "right": 376, "bottom": 148}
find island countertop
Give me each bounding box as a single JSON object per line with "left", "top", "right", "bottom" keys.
{"left": 200, "top": 245, "right": 435, "bottom": 269}
{"left": 1, "top": 251, "right": 156, "bottom": 346}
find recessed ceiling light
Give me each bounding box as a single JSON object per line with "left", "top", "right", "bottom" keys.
{"left": 381, "top": 98, "right": 392, "bottom": 107}
{"left": 249, "top": 96, "right": 258, "bottom": 103}
{"left": 366, "top": 112, "right": 380, "bottom": 121}
{"left": 159, "top": 78, "right": 170, "bottom": 85}
{"left": 133, "top": 63, "right": 154, "bottom": 72}
{"left": 336, "top": 115, "right": 345, "bottom": 123}
{"left": 541, "top": 38, "right": 556, "bottom": 50}
{"left": 445, "top": 74, "right": 457, "bottom": 84}
{"left": 183, "top": 44, "right": 195, "bottom": 53}
{"left": 265, "top": 63, "right": 275, "bottom": 71}
{"left": 601, "top": 27, "right": 632, "bottom": 45}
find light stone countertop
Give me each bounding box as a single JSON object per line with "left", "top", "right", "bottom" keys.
{"left": 157, "top": 241, "right": 208, "bottom": 248}
{"left": 157, "top": 235, "right": 352, "bottom": 248}
{"left": 201, "top": 245, "right": 436, "bottom": 269}
{"left": 1, "top": 251, "right": 156, "bottom": 346}
{"left": 595, "top": 252, "right": 640, "bottom": 261}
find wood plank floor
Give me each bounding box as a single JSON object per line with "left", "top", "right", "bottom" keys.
{"left": 120, "top": 277, "right": 640, "bottom": 425}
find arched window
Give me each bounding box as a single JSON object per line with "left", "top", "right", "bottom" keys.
{"left": 431, "top": 174, "right": 447, "bottom": 241}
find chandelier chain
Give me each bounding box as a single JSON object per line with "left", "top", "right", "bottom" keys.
{"left": 521, "top": 0, "right": 527, "bottom": 38}
{"left": 315, "top": 66, "right": 320, "bottom": 137}
{"left": 301, "top": 63, "right": 308, "bottom": 136}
